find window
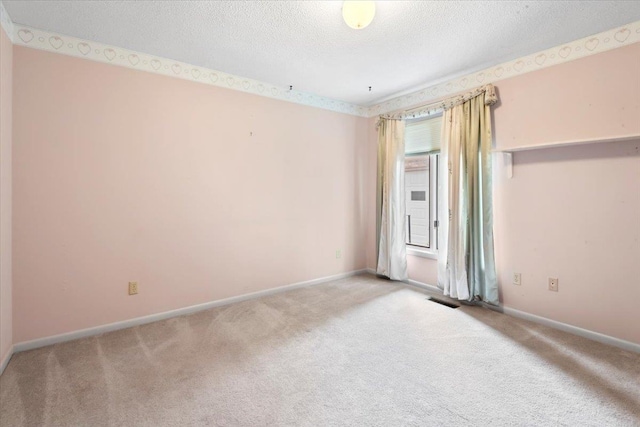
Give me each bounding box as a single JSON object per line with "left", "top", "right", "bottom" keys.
{"left": 404, "top": 115, "right": 442, "bottom": 255}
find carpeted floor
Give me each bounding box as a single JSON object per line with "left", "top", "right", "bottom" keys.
{"left": 1, "top": 274, "right": 639, "bottom": 426}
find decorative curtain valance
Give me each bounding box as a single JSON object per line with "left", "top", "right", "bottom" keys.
{"left": 378, "top": 84, "right": 498, "bottom": 122}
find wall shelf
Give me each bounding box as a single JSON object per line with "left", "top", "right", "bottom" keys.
{"left": 492, "top": 133, "right": 640, "bottom": 153}
{"left": 492, "top": 133, "right": 639, "bottom": 179}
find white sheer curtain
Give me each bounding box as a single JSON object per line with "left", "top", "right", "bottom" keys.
{"left": 376, "top": 118, "right": 408, "bottom": 281}
{"left": 437, "top": 85, "right": 499, "bottom": 304}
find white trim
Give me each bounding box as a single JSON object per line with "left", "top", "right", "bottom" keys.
{"left": 1, "top": 2, "right": 15, "bottom": 377}
{"left": 12, "top": 269, "right": 367, "bottom": 354}
{"left": 492, "top": 305, "right": 640, "bottom": 354}
{"left": 6, "top": 271, "right": 639, "bottom": 371}
{"left": 406, "top": 246, "right": 437, "bottom": 260}
{"left": 404, "top": 278, "right": 442, "bottom": 296}
{"left": 498, "top": 152, "right": 514, "bottom": 179}
{"left": 0, "top": 1, "right": 14, "bottom": 42}
{"left": 492, "top": 133, "right": 640, "bottom": 153}
{"left": 367, "top": 271, "right": 445, "bottom": 298}
{"left": 492, "top": 134, "right": 640, "bottom": 179}
{"left": 399, "top": 276, "right": 640, "bottom": 354}
{"left": 367, "top": 20, "right": 640, "bottom": 117}
{"left": 0, "top": 345, "right": 13, "bottom": 376}
{"left": 9, "top": 24, "right": 367, "bottom": 117}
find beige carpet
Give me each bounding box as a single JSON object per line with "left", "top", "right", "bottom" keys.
{"left": 1, "top": 274, "right": 639, "bottom": 426}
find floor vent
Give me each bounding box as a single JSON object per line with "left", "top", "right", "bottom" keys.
{"left": 427, "top": 297, "right": 460, "bottom": 309}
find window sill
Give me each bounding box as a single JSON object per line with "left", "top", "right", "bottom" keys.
{"left": 406, "top": 246, "right": 438, "bottom": 260}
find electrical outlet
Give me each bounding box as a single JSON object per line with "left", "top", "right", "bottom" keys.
{"left": 336, "top": 250, "right": 342, "bottom": 259}
{"left": 548, "top": 278, "right": 558, "bottom": 292}
{"left": 128, "top": 281, "right": 138, "bottom": 295}
{"left": 513, "top": 273, "right": 522, "bottom": 286}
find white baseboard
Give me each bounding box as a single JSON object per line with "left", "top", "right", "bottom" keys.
{"left": 8, "top": 269, "right": 638, "bottom": 369}
{"left": 0, "top": 345, "right": 13, "bottom": 376}
{"left": 366, "top": 269, "right": 443, "bottom": 295}
{"left": 12, "top": 269, "right": 368, "bottom": 354}
{"left": 398, "top": 276, "right": 640, "bottom": 354}
{"left": 368, "top": 268, "right": 450, "bottom": 300}
{"left": 496, "top": 305, "right": 640, "bottom": 354}
{"left": 404, "top": 278, "right": 443, "bottom": 296}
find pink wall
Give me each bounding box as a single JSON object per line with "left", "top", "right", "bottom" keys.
{"left": 0, "top": 26, "right": 12, "bottom": 362}
{"left": 8, "top": 34, "right": 640, "bottom": 346}
{"left": 493, "top": 42, "right": 640, "bottom": 344}
{"left": 367, "top": 43, "right": 640, "bottom": 344}
{"left": 493, "top": 139, "right": 640, "bottom": 344}
{"left": 13, "top": 46, "right": 369, "bottom": 343}
{"left": 494, "top": 43, "right": 640, "bottom": 150}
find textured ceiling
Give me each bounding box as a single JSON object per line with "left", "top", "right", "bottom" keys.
{"left": 4, "top": 1, "right": 640, "bottom": 106}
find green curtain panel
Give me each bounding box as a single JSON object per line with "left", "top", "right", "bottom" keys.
{"left": 437, "top": 85, "right": 498, "bottom": 304}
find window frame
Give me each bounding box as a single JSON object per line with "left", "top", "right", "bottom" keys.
{"left": 406, "top": 153, "right": 439, "bottom": 259}
{"left": 405, "top": 153, "right": 431, "bottom": 250}
{"left": 404, "top": 114, "right": 442, "bottom": 259}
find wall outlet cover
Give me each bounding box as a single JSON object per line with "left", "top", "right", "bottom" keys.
{"left": 128, "top": 281, "right": 139, "bottom": 295}
{"left": 513, "top": 273, "right": 522, "bottom": 285}
{"left": 548, "top": 278, "right": 559, "bottom": 292}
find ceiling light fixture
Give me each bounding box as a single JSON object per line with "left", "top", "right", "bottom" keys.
{"left": 342, "top": 1, "right": 376, "bottom": 30}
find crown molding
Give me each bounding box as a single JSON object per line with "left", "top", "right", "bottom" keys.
{"left": 3, "top": 1, "right": 640, "bottom": 120}
{"left": 0, "top": 1, "right": 14, "bottom": 42}
{"left": 367, "top": 19, "right": 640, "bottom": 117}
{"left": 9, "top": 23, "right": 369, "bottom": 118}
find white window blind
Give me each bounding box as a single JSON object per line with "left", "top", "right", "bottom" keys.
{"left": 404, "top": 115, "right": 442, "bottom": 155}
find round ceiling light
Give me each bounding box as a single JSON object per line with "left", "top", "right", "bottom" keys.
{"left": 342, "top": 1, "right": 376, "bottom": 30}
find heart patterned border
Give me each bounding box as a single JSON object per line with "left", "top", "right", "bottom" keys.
{"left": 1, "top": 2, "right": 368, "bottom": 117}
{"left": 1, "top": 1, "right": 639, "bottom": 118}
{"left": 0, "top": 0, "right": 13, "bottom": 42}
{"left": 368, "top": 20, "right": 640, "bottom": 116}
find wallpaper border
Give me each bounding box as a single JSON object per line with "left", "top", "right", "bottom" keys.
{"left": 0, "top": 1, "right": 13, "bottom": 42}
{"left": 2, "top": 1, "right": 639, "bottom": 119}
{"left": 367, "top": 20, "right": 640, "bottom": 116}
{"left": 9, "top": 24, "right": 369, "bottom": 117}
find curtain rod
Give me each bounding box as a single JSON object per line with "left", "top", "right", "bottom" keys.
{"left": 379, "top": 84, "right": 497, "bottom": 121}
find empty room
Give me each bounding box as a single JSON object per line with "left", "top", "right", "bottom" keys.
{"left": 0, "top": 1, "right": 639, "bottom": 425}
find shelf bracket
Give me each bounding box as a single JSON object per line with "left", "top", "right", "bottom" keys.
{"left": 502, "top": 152, "right": 513, "bottom": 179}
